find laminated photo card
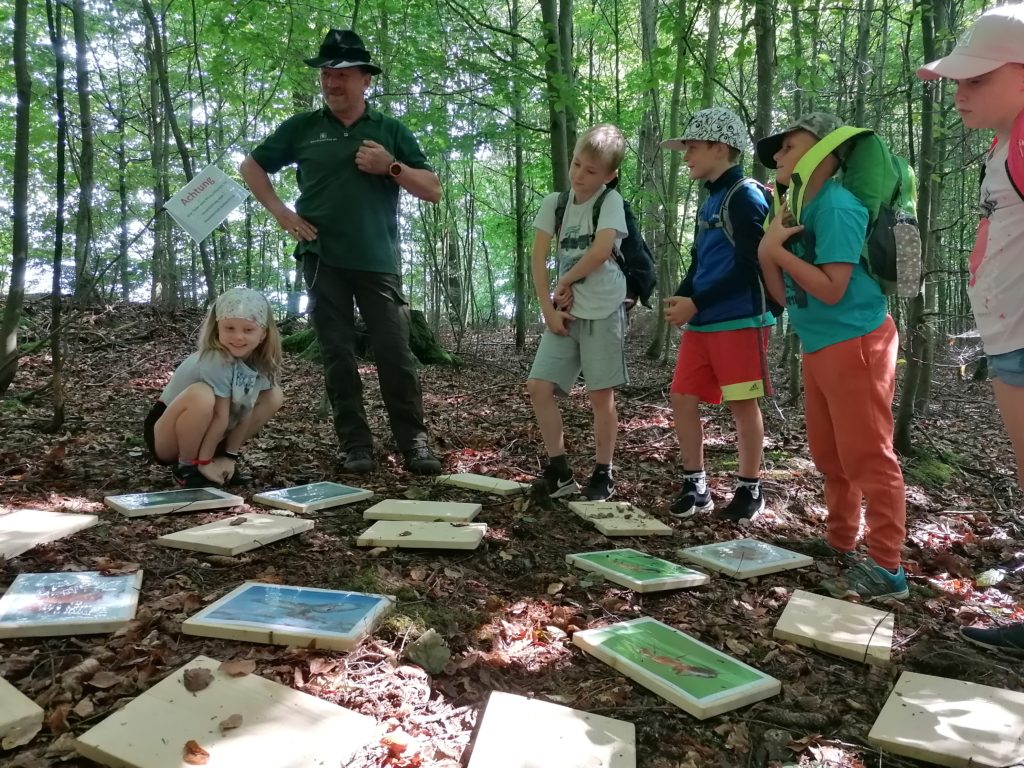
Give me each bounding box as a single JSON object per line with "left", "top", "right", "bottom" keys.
{"left": 566, "top": 549, "right": 709, "bottom": 592}
{"left": 437, "top": 473, "right": 529, "bottom": 496}
{"left": 362, "top": 499, "right": 481, "bottom": 523}
{"left": 0, "top": 507, "right": 99, "bottom": 559}
{"left": 252, "top": 482, "right": 373, "bottom": 513}
{"left": 568, "top": 502, "right": 673, "bottom": 536}
{"left": 774, "top": 589, "right": 894, "bottom": 665}
{"left": 182, "top": 582, "right": 393, "bottom": 651}
{"left": 0, "top": 571, "right": 143, "bottom": 638}
{"left": 156, "top": 514, "right": 314, "bottom": 556}
{"left": 573, "top": 617, "right": 780, "bottom": 719}
{"left": 104, "top": 488, "right": 242, "bottom": 518}
{"left": 679, "top": 538, "right": 812, "bottom": 579}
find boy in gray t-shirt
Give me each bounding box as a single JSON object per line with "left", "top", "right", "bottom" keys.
{"left": 527, "top": 124, "right": 629, "bottom": 502}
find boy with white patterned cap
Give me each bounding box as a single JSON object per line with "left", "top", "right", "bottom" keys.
{"left": 918, "top": 4, "right": 1024, "bottom": 655}
{"left": 660, "top": 107, "right": 774, "bottom": 522}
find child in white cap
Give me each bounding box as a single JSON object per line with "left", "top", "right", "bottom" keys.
{"left": 918, "top": 4, "right": 1024, "bottom": 655}
{"left": 144, "top": 287, "right": 284, "bottom": 488}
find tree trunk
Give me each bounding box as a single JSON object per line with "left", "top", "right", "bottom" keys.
{"left": 71, "top": 0, "right": 96, "bottom": 303}
{"left": 752, "top": 0, "right": 775, "bottom": 184}
{"left": 512, "top": 0, "right": 529, "bottom": 350}
{"left": 0, "top": 0, "right": 31, "bottom": 395}
{"left": 540, "top": 0, "right": 571, "bottom": 190}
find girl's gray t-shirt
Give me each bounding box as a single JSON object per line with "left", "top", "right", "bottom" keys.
{"left": 160, "top": 351, "right": 271, "bottom": 430}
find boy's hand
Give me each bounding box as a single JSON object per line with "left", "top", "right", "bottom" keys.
{"left": 544, "top": 308, "right": 574, "bottom": 336}
{"left": 663, "top": 296, "right": 697, "bottom": 327}
{"left": 553, "top": 283, "right": 574, "bottom": 312}
{"left": 761, "top": 204, "right": 804, "bottom": 253}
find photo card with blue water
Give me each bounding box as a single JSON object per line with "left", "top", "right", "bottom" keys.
{"left": 252, "top": 482, "right": 374, "bottom": 513}
{"left": 104, "top": 487, "right": 243, "bottom": 518}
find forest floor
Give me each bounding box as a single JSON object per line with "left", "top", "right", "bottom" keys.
{"left": 2, "top": 300, "right": 1023, "bottom": 768}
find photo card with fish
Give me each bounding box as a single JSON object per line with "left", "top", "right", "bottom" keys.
{"left": 436, "top": 473, "right": 530, "bottom": 496}
{"left": 252, "top": 482, "right": 373, "bottom": 514}
{"left": 104, "top": 487, "right": 243, "bottom": 518}
{"left": 181, "top": 581, "right": 393, "bottom": 651}
{"left": 679, "top": 538, "right": 813, "bottom": 579}
{"left": 566, "top": 549, "right": 709, "bottom": 592}
{"left": 572, "top": 617, "right": 780, "bottom": 719}
{"left": 0, "top": 571, "right": 143, "bottom": 638}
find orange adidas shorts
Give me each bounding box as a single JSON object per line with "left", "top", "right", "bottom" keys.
{"left": 670, "top": 326, "right": 772, "bottom": 404}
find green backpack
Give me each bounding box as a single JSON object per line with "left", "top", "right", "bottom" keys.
{"left": 773, "top": 126, "right": 923, "bottom": 299}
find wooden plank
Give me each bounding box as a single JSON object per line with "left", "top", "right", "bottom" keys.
{"left": 104, "top": 488, "right": 242, "bottom": 518}
{"left": 568, "top": 501, "right": 673, "bottom": 537}
{"left": 573, "top": 617, "right": 780, "bottom": 720}
{"left": 679, "top": 538, "right": 813, "bottom": 578}
{"left": 437, "top": 473, "right": 529, "bottom": 496}
{"left": 0, "top": 675, "right": 43, "bottom": 749}
{"left": 363, "top": 499, "right": 481, "bottom": 522}
{"left": 467, "top": 691, "right": 636, "bottom": 768}
{"left": 156, "top": 514, "right": 314, "bottom": 556}
{"left": 868, "top": 671, "right": 1024, "bottom": 767}
{"left": 356, "top": 521, "right": 486, "bottom": 550}
{"left": 181, "top": 582, "right": 393, "bottom": 652}
{"left": 0, "top": 508, "right": 99, "bottom": 559}
{"left": 74, "top": 655, "right": 378, "bottom": 768}
{"left": 566, "top": 549, "right": 709, "bottom": 593}
{"left": 773, "top": 589, "right": 894, "bottom": 666}
{"left": 0, "top": 571, "right": 142, "bottom": 639}
{"left": 252, "top": 482, "right": 373, "bottom": 513}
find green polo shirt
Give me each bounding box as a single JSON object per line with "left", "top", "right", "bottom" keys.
{"left": 250, "top": 106, "right": 431, "bottom": 273}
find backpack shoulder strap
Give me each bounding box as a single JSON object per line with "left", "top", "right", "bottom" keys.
{"left": 789, "top": 125, "right": 873, "bottom": 221}
{"left": 721, "top": 177, "right": 770, "bottom": 246}
{"left": 590, "top": 187, "right": 613, "bottom": 232}
{"left": 554, "top": 191, "right": 571, "bottom": 237}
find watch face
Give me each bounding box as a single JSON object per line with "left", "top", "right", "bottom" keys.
{"left": 389, "top": 162, "right": 402, "bottom": 177}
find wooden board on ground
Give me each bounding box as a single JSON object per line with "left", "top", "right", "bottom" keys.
{"left": 437, "top": 473, "right": 529, "bottom": 496}
{"left": 252, "top": 481, "right": 373, "bottom": 513}
{"left": 356, "top": 520, "right": 487, "bottom": 550}
{"left": 74, "top": 654, "right": 378, "bottom": 768}
{"left": 568, "top": 501, "right": 673, "bottom": 537}
{"left": 156, "top": 514, "right": 314, "bottom": 556}
{"left": 868, "top": 671, "right": 1024, "bottom": 767}
{"left": 0, "top": 675, "right": 44, "bottom": 750}
{"left": 467, "top": 690, "right": 636, "bottom": 768}
{"left": 363, "top": 499, "right": 481, "bottom": 522}
{"left": 104, "top": 488, "right": 243, "bottom": 518}
{"left": 774, "top": 589, "right": 894, "bottom": 666}
{"left": 566, "top": 549, "right": 709, "bottom": 592}
{"left": 679, "top": 538, "right": 813, "bottom": 578}
{"left": 573, "top": 616, "right": 780, "bottom": 720}
{"left": 0, "top": 508, "right": 99, "bottom": 559}
{"left": 181, "top": 581, "right": 393, "bottom": 651}
{"left": 0, "top": 571, "right": 143, "bottom": 638}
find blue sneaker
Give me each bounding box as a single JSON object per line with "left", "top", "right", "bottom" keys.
{"left": 961, "top": 622, "right": 1024, "bottom": 658}
{"left": 821, "top": 557, "right": 909, "bottom": 601}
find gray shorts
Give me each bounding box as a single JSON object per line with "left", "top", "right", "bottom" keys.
{"left": 528, "top": 307, "right": 628, "bottom": 394}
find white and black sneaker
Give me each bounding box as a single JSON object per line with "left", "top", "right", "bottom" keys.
{"left": 532, "top": 463, "right": 579, "bottom": 498}
{"left": 669, "top": 478, "right": 714, "bottom": 518}
{"left": 581, "top": 466, "right": 615, "bottom": 501}
{"left": 716, "top": 484, "right": 765, "bottom": 522}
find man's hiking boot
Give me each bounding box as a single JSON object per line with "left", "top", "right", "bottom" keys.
{"left": 820, "top": 558, "right": 909, "bottom": 602}
{"left": 581, "top": 466, "right": 615, "bottom": 502}
{"left": 404, "top": 446, "right": 442, "bottom": 475}
{"left": 341, "top": 447, "right": 376, "bottom": 474}
{"left": 669, "top": 478, "right": 713, "bottom": 518}
{"left": 532, "top": 462, "right": 579, "bottom": 499}
{"left": 961, "top": 622, "right": 1024, "bottom": 658}
{"left": 716, "top": 485, "right": 765, "bottom": 522}
{"left": 172, "top": 463, "right": 214, "bottom": 489}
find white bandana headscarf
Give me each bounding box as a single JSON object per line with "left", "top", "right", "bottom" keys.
{"left": 215, "top": 287, "right": 269, "bottom": 327}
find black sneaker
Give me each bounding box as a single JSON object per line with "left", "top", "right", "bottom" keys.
{"left": 581, "top": 467, "right": 615, "bottom": 501}
{"left": 717, "top": 485, "right": 765, "bottom": 522}
{"left": 172, "top": 463, "right": 214, "bottom": 489}
{"left": 341, "top": 447, "right": 376, "bottom": 474}
{"left": 669, "top": 478, "right": 713, "bottom": 518}
{"left": 531, "top": 463, "right": 579, "bottom": 499}
{"left": 403, "top": 446, "right": 442, "bottom": 475}
{"left": 961, "top": 622, "right": 1024, "bottom": 657}
{"left": 224, "top": 464, "right": 253, "bottom": 486}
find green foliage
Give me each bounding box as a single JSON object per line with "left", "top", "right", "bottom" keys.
{"left": 904, "top": 449, "right": 961, "bottom": 489}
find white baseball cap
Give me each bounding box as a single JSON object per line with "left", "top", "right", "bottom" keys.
{"left": 661, "top": 107, "right": 748, "bottom": 152}
{"left": 918, "top": 4, "right": 1024, "bottom": 80}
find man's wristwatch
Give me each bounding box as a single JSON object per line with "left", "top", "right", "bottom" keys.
{"left": 388, "top": 161, "right": 403, "bottom": 178}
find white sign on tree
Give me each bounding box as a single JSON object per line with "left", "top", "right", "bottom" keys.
{"left": 164, "top": 164, "right": 249, "bottom": 243}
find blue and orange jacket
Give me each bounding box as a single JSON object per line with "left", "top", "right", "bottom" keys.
{"left": 675, "top": 165, "right": 771, "bottom": 326}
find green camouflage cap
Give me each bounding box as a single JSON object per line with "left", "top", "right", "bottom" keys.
{"left": 756, "top": 112, "right": 845, "bottom": 169}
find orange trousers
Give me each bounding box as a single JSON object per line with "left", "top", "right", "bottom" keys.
{"left": 802, "top": 316, "right": 906, "bottom": 570}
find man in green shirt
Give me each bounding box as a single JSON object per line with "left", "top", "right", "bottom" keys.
{"left": 239, "top": 29, "right": 443, "bottom": 474}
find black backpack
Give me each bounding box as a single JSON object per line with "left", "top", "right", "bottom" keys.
{"left": 702, "top": 177, "right": 784, "bottom": 318}
{"left": 554, "top": 187, "right": 657, "bottom": 309}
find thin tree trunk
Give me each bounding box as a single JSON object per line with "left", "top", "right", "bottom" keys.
{"left": 752, "top": 0, "right": 775, "bottom": 184}
{"left": 540, "top": 0, "right": 570, "bottom": 190}
{"left": 71, "top": 0, "right": 96, "bottom": 303}
{"left": 46, "top": 0, "right": 68, "bottom": 430}
{"left": 512, "top": 0, "right": 529, "bottom": 349}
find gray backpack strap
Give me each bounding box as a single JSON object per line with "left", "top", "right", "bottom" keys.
{"left": 554, "top": 191, "right": 571, "bottom": 237}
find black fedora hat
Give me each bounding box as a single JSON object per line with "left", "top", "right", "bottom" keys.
{"left": 304, "top": 29, "right": 382, "bottom": 74}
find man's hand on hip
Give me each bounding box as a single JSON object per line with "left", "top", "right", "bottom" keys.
{"left": 356, "top": 140, "right": 393, "bottom": 175}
